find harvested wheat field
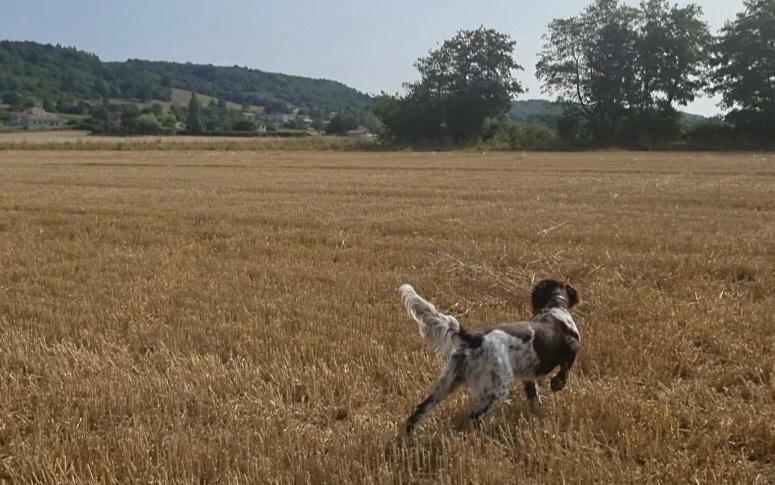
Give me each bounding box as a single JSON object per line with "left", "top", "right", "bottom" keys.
{"left": 1, "top": 149, "right": 774, "bottom": 484}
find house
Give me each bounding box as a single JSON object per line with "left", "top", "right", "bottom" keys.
{"left": 11, "top": 107, "right": 62, "bottom": 129}
{"left": 260, "top": 112, "right": 298, "bottom": 125}
{"left": 346, "top": 126, "right": 375, "bottom": 139}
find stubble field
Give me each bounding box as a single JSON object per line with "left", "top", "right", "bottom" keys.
{"left": 1, "top": 149, "right": 774, "bottom": 484}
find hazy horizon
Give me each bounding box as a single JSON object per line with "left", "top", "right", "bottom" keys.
{"left": 1, "top": 0, "right": 745, "bottom": 116}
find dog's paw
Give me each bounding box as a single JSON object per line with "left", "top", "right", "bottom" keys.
{"left": 550, "top": 376, "right": 566, "bottom": 392}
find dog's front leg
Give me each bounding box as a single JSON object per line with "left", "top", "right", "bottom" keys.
{"left": 550, "top": 349, "right": 577, "bottom": 392}
{"left": 550, "top": 367, "right": 569, "bottom": 392}
{"left": 551, "top": 337, "right": 579, "bottom": 392}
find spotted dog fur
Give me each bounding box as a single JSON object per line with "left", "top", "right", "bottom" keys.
{"left": 400, "top": 279, "right": 580, "bottom": 433}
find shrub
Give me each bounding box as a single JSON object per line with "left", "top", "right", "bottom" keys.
{"left": 231, "top": 119, "right": 256, "bottom": 132}
{"left": 482, "top": 118, "right": 560, "bottom": 150}
{"left": 133, "top": 113, "right": 163, "bottom": 135}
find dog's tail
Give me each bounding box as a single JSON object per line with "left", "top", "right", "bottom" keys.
{"left": 400, "top": 284, "right": 478, "bottom": 358}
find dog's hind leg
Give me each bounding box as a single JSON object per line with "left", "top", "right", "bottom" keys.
{"left": 469, "top": 368, "right": 513, "bottom": 428}
{"left": 470, "top": 386, "right": 510, "bottom": 428}
{"left": 405, "top": 354, "right": 464, "bottom": 434}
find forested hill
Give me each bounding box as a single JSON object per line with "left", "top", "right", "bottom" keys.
{"left": 0, "top": 41, "right": 371, "bottom": 113}
{"left": 510, "top": 99, "right": 709, "bottom": 127}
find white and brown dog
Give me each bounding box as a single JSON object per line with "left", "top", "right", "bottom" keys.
{"left": 400, "top": 279, "right": 580, "bottom": 433}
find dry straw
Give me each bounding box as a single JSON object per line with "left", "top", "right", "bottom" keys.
{"left": 1, "top": 149, "right": 773, "bottom": 483}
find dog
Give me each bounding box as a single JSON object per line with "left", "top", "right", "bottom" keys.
{"left": 399, "top": 279, "right": 579, "bottom": 433}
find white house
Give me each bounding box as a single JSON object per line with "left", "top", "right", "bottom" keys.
{"left": 11, "top": 108, "right": 62, "bottom": 130}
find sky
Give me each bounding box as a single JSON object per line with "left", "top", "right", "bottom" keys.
{"left": 0, "top": 0, "right": 746, "bottom": 116}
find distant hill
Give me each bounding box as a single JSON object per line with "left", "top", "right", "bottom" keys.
{"left": 0, "top": 41, "right": 371, "bottom": 114}
{"left": 509, "top": 99, "right": 565, "bottom": 121}
{"left": 510, "top": 99, "right": 710, "bottom": 128}
{"left": 509, "top": 100, "right": 565, "bottom": 127}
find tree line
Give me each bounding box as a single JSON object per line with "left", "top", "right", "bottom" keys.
{"left": 373, "top": 0, "right": 775, "bottom": 148}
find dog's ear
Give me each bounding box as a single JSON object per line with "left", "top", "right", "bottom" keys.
{"left": 565, "top": 283, "right": 579, "bottom": 308}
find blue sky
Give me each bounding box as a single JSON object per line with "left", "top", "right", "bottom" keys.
{"left": 1, "top": 0, "right": 745, "bottom": 115}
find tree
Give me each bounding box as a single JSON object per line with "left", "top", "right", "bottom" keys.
{"left": 414, "top": 27, "right": 524, "bottom": 141}
{"left": 325, "top": 113, "right": 359, "bottom": 135}
{"left": 635, "top": 0, "right": 711, "bottom": 109}
{"left": 0, "top": 40, "right": 373, "bottom": 124}
{"left": 149, "top": 103, "right": 164, "bottom": 116}
{"left": 537, "top": 0, "right": 710, "bottom": 145}
{"left": 134, "top": 113, "right": 162, "bottom": 134}
{"left": 187, "top": 92, "right": 203, "bottom": 133}
{"left": 629, "top": 0, "right": 711, "bottom": 144}
{"left": 537, "top": 0, "right": 638, "bottom": 142}
{"left": 374, "top": 27, "right": 524, "bottom": 143}
{"left": 710, "top": 0, "right": 775, "bottom": 140}
{"left": 232, "top": 118, "right": 257, "bottom": 132}
{"left": 159, "top": 113, "right": 178, "bottom": 133}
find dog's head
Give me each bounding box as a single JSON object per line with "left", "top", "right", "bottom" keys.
{"left": 531, "top": 279, "right": 578, "bottom": 315}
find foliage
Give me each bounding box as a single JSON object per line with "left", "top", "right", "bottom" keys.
{"left": 231, "top": 118, "right": 257, "bottom": 132}
{"left": 536, "top": 0, "right": 711, "bottom": 145}
{"left": 374, "top": 27, "right": 524, "bottom": 144}
{"left": 325, "top": 113, "right": 359, "bottom": 135}
{"left": 113, "top": 60, "right": 371, "bottom": 114}
{"left": 635, "top": 0, "right": 711, "bottom": 108}
{"left": 710, "top": 0, "right": 775, "bottom": 141}
{"left": 133, "top": 113, "right": 163, "bottom": 135}
{"left": 0, "top": 41, "right": 169, "bottom": 102}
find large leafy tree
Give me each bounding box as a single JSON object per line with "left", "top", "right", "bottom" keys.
{"left": 414, "top": 27, "right": 524, "bottom": 141}
{"left": 536, "top": 0, "right": 638, "bottom": 142}
{"left": 635, "top": 0, "right": 711, "bottom": 108}
{"left": 537, "top": 0, "right": 710, "bottom": 144}
{"left": 374, "top": 27, "right": 524, "bottom": 143}
{"left": 710, "top": 0, "right": 775, "bottom": 139}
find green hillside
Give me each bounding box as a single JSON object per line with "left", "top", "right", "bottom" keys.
{"left": 510, "top": 99, "right": 709, "bottom": 128}
{"left": 0, "top": 41, "right": 370, "bottom": 114}
{"left": 509, "top": 99, "right": 565, "bottom": 127}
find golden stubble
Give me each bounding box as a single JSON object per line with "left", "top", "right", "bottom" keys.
{"left": 1, "top": 149, "right": 774, "bottom": 484}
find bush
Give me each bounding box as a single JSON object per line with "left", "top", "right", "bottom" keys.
{"left": 482, "top": 118, "right": 560, "bottom": 150}
{"left": 557, "top": 107, "right": 595, "bottom": 147}
{"left": 133, "top": 113, "right": 162, "bottom": 135}
{"left": 683, "top": 120, "right": 775, "bottom": 150}
{"left": 325, "top": 114, "right": 358, "bottom": 135}
{"left": 620, "top": 106, "right": 683, "bottom": 149}
{"left": 685, "top": 121, "right": 733, "bottom": 145}
{"left": 231, "top": 119, "right": 256, "bottom": 132}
